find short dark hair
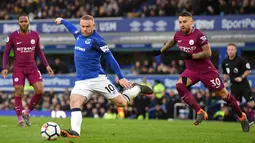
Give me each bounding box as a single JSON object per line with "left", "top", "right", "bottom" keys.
{"left": 179, "top": 11, "right": 193, "bottom": 17}
{"left": 227, "top": 43, "right": 237, "bottom": 48}
{"left": 18, "top": 13, "right": 29, "bottom": 20}
{"left": 80, "top": 15, "right": 94, "bottom": 21}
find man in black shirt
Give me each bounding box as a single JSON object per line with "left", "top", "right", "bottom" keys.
{"left": 222, "top": 43, "right": 254, "bottom": 125}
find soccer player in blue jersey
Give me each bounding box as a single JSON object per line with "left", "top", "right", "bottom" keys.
{"left": 55, "top": 15, "right": 153, "bottom": 138}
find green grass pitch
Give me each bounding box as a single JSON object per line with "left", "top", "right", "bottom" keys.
{"left": 0, "top": 116, "right": 254, "bottom": 143}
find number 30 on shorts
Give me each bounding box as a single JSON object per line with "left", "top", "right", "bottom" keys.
{"left": 210, "top": 78, "right": 221, "bottom": 88}
{"left": 105, "top": 84, "right": 115, "bottom": 93}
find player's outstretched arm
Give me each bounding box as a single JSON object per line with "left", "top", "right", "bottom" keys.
{"left": 152, "top": 39, "right": 177, "bottom": 56}
{"left": 55, "top": 17, "right": 78, "bottom": 36}
{"left": 104, "top": 52, "right": 133, "bottom": 89}
{"left": 192, "top": 44, "right": 212, "bottom": 59}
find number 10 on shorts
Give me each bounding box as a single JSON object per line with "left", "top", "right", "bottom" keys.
{"left": 105, "top": 84, "right": 115, "bottom": 93}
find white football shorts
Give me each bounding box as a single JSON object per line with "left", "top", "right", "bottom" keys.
{"left": 71, "top": 75, "right": 120, "bottom": 100}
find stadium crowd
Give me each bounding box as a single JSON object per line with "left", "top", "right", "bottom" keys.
{"left": 1, "top": 77, "right": 254, "bottom": 121}
{"left": 130, "top": 59, "right": 185, "bottom": 75}
{"left": 0, "top": 0, "right": 255, "bottom": 20}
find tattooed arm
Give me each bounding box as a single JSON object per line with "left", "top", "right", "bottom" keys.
{"left": 192, "top": 44, "right": 212, "bottom": 59}
{"left": 160, "top": 39, "right": 177, "bottom": 53}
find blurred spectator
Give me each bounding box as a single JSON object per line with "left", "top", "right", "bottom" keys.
{"left": 51, "top": 58, "right": 68, "bottom": 74}
{"left": 37, "top": 60, "right": 47, "bottom": 74}
{"left": 130, "top": 61, "right": 141, "bottom": 75}
{"left": 177, "top": 60, "right": 185, "bottom": 74}
{"left": 134, "top": 94, "right": 150, "bottom": 119}
{"left": 169, "top": 60, "right": 178, "bottom": 74}
{"left": 1, "top": 0, "right": 254, "bottom": 20}
{"left": 194, "top": 90, "right": 206, "bottom": 110}
{"left": 141, "top": 77, "right": 152, "bottom": 91}
{"left": 153, "top": 80, "right": 165, "bottom": 100}
{"left": 154, "top": 104, "right": 167, "bottom": 119}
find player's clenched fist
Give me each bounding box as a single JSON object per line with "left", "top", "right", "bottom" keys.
{"left": 55, "top": 17, "right": 63, "bottom": 24}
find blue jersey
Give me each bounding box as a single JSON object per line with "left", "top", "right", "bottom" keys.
{"left": 61, "top": 20, "right": 124, "bottom": 81}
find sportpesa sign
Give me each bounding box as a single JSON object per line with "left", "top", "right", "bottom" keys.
{"left": 0, "top": 15, "right": 254, "bottom": 34}
{"left": 0, "top": 75, "right": 254, "bottom": 91}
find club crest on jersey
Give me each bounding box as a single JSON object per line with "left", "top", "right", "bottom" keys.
{"left": 14, "top": 78, "right": 19, "bottom": 82}
{"left": 189, "top": 39, "right": 194, "bottom": 45}
{"left": 31, "top": 39, "right": 35, "bottom": 44}
{"left": 85, "top": 38, "right": 91, "bottom": 44}
{"left": 6, "top": 36, "right": 9, "bottom": 42}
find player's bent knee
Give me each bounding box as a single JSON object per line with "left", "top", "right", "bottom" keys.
{"left": 216, "top": 88, "right": 228, "bottom": 99}
{"left": 70, "top": 100, "right": 83, "bottom": 109}
{"left": 14, "top": 87, "right": 24, "bottom": 96}
{"left": 35, "top": 89, "right": 44, "bottom": 95}
{"left": 70, "top": 96, "right": 86, "bottom": 109}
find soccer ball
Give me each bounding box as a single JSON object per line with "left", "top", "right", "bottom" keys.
{"left": 41, "top": 122, "right": 61, "bottom": 140}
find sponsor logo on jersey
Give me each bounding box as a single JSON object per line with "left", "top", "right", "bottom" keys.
{"left": 17, "top": 42, "right": 22, "bottom": 44}
{"left": 179, "top": 46, "right": 196, "bottom": 52}
{"left": 31, "top": 39, "right": 35, "bottom": 44}
{"left": 189, "top": 39, "right": 194, "bottom": 45}
{"left": 75, "top": 46, "right": 85, "bottom": 52}
{"left": 17, "top": 46, "right": 35, "bottom": 53}
{"left": 85, "top": 38, "right": 91, "bottom": 44}
{"left": 100, "top": 45, "right": 109, "bottom": 52}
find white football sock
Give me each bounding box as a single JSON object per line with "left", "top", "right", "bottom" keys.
{"left": 122, "top": 85, "right": 141, "bottom": 101}
{"left": 71, "top": 111, "right": 82, "bottom": 135}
